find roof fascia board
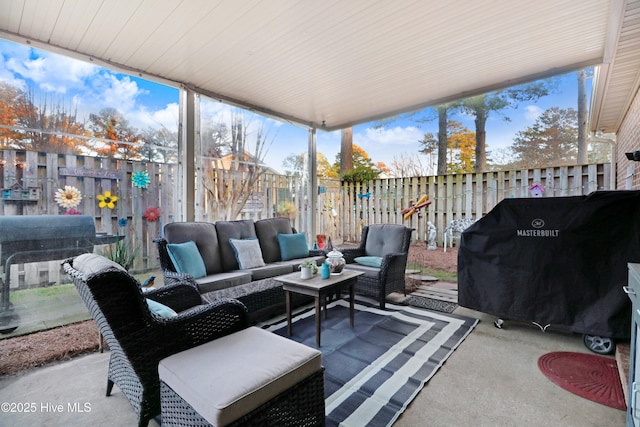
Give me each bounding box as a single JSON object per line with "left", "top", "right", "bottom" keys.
{"left": 0, "top": 31, "right": 182, "bottom": 92}
{"left": 588, "top": 0, "right": 627, "bottom": 132}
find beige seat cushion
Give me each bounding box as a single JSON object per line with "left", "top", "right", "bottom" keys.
{"left": 158, "top": 327, "right": 322, "bottom": 426}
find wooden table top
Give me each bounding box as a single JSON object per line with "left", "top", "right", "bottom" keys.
{"left": 275, "top": 269, "right": 363, "bottom": 290}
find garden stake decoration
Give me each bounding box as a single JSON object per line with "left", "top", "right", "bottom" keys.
{"left": 401, "top": 195, "right": 431, "bottom": 220}
{"left": 97, "top": 190, "right": 118, "bottom": 209}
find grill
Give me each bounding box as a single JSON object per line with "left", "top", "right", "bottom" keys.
{"left": 0, "top": 215, "right": 116, "bottom": 333}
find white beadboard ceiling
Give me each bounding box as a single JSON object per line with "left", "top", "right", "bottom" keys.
{"left": 0, "top": 0, "right": 635, "bottom": 132}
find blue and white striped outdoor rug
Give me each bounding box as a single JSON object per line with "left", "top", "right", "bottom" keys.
{"left": 261, "top": 296, "right": 478, "bottom": 427}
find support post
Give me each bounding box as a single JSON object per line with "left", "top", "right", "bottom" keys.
{"left": 308, "top": 128, "right": 317, "bottom": 246}
{"left": 179, "top": 88, "right": 197, "bottom": 221}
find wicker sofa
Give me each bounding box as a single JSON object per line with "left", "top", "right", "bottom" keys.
{"left": 155, "top": 217, "right": 324, "bottom": 321}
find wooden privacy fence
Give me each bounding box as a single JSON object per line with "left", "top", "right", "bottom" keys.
{"left": 338, "top": 163, "right": 612, "bottom": 244}
{"left": 0, "top": 149, "right": 612, "bottom": 288}
{"left": 0, "top": 150, "right": 179, "bottom": 288}
{"left": 0, "top": 150, "right": 316, "bottom": 287}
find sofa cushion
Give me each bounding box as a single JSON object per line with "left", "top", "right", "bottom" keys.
{"left": 215, "top": 220, "right": 257, "bottom": 271}
{"left": 276, "top": 255, "right": 325, "bottom": 271}
{"left": 167, "top": 241, "right": 207, "bottom": 279}
{"left": 277, "top": 233, "right": 309, "bottom": 261}
{"left": 364, "top": 224, "right": 407, "bottom": 257}
{"left": 344, "top": 263, "right": 380, "bottom": 279}
{"left": 247, "top": 263, "right": 293, "bottom": 281}
{"left": 354, "top": 256, "right": 383, "bottom": 268}
{"left": 229, "top": 238, "right": 266, "bottom": 269}
{"left": 195, "top": 271, "right": 252, "bottom": 294}
{"left": 158, "top": 326, "right": 322, "bottom": 427}
{"left": 254, "top": 217, "right": 293, "bottom": 263}
{"left": 164, "top": 222, "right": 223, "bottom": 275}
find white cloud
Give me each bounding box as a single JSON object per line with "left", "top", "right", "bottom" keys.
{"left": 93, "top": 73, "right": 146, "bottom": 113}
{"left": 524, "top": 105, "right": 543, "bottom": 122}
{"left": 357, "top": 126, "right": 423, "bottom": 147}
{"left": 128, "top": 103, "right": 180, "bottom": 132}
{"left": 2, "top": 42, "right": 98, "bottom": 94}
{"left": 150, "top": 103, "right": 180, "bottom": 131}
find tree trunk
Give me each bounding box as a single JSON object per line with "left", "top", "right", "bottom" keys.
{"left": 437, "top": 107, "right": 448, "bottom": 175}
{"left": 577, "top": 70, "right": 588, "bottom": 164}
{"left": 474, "top": 112, "right": 487, "bottom": 173}
{"left": 340, "top": 127, "right": 353, "bottom": 175}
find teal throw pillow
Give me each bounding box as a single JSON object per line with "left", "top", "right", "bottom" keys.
{"left": 166, "top": 241, "right": 207, "bottom": 279}
{"left": 278, "top": 233, "right": 309, "bottom": 261}
{"left": 354, "top": 256, "right": 383, "bottom": 268}
{"left": 229, "top": 238, "right": 266, "bottom": 269}
{"left": 146, "top": 298, "right": 178, "bottom": 318}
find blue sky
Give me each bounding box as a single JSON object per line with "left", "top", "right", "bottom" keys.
{"left": 0, "top": 38, "right": 589, "bottom": 174}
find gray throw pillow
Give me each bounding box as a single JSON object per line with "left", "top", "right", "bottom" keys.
{"left": 229, "top": 238, "right": 266, "bottom": 269}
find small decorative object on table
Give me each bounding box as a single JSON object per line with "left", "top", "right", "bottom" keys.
{"left": 326, "top": 249, "right": 346, "bottom": 275}
{"left": 300, "top": 260, "right": 317, "bottom": 279}
{"left": 321, "top": 262, "right": 331, "bottom": 279}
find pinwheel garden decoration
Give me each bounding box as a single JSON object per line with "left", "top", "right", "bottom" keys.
{"left": 97, "top": 190, "right": 118, "bottom": 209}
{"left": 132, "top": 171, "right": 151, "bottom": 189}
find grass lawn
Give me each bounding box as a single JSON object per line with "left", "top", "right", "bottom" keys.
{"left": 406, "top": 263, "right": 457, "bottom": 283}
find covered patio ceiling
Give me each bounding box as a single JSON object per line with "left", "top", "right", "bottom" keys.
{"left": 0, "top": 0, "right": 635, "bottom": 133}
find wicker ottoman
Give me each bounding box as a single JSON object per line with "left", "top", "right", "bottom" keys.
{"left": 159, "top": 327, "right": 325, "bottom": 427}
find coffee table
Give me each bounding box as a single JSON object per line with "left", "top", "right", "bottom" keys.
{"left": 275, "top": 270, "right": 364, "bottom": 347}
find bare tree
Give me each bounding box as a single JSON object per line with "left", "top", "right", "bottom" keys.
{"left": 388, "top": 153, "right": 433, "bottom": 177}
{"left": 141, "top": 126, "right": 178, "bottom": 163}
{"left": 202, "top": 110, "right": 271, "bottom": 220}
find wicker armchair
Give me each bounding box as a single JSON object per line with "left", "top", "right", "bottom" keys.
{"left": 341, "top": 224, "right": 414, "bottom": 309}
{"left": 62, "top": 253, "right": 248, "bottom": 427}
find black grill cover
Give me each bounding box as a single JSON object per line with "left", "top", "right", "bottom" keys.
{"left": 458, "top": 191, "right": 640, "bottom": 339}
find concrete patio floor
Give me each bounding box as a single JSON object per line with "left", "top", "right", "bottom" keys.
{"left": 0, "top": 303, "right": 626, "bottom": 427}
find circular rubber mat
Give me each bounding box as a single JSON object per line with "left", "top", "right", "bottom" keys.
{"left": 538, "top": 351, "right": 626, "bottom": 410}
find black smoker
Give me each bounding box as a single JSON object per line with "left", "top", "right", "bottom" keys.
{"left": 458, "top": 191, "right": 640, "bottom": 353}
{"left": 0, "top": 215, "right": 100, "bottom": 333}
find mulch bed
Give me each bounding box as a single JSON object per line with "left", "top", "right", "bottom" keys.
{"left": 0, "top": 320, "right": 99, "bottom": 377}
{"left": 0, "top": 244, "right": 458, "bottom": 378}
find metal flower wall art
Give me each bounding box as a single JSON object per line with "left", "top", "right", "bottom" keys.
{"left": 143, "top": 206, "right": 160, "bottom": 222}
{"left": 132, "top": 171, "right": 151, "bottom": 189}
{"left": 97, "top": 190, "right": 118, "bottom": 209}
{"left": 54, "top": 185, "right": 82, "bottom": 209}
